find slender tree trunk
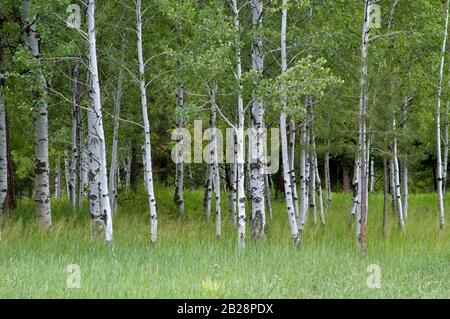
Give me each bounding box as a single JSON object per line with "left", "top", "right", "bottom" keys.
{"left": 0, "top": 89, "right": 7, "bottom": 213}
{"left": 64, "top": 150, "right": 70, "bottom": 200}
{"left": 249, "top": 0, "right": 266, "bottom": 239}
{"left": 86, "top": 0, "right": 113, "bottom": 241}
{"left": 279, "top": 0, "right": 299, "bottom": 247}
{"left": 289, "top": 120, "right": 300, "bottom": 220}
{"left": 356, "top": 0, "right": 371, "bottom": 255}
{"left": 22, "top": 0, "right": 52, "bottom": 228}
{"left": 443, "top": 100, "right": 449, "bottom": 193}
{"left": 324, "top": 151, "right": 331, "bottom": 207}
{"left": 309, "top": 126, "right": 317, "bottom": 225}
{"left": 203, "top": 165, "right": 212, "bottom": 220}
{"left": 370, "top": 158, "right": 375, "bottom": 193}
{"left": 174, "top": 86, "right": 185, "bottom": 216}
{"left": 136, "top": 0, "right": 157, "bottom": 243}
{"left": 382, "top": 156, "right": 388, "bottom": 237}
{"left": 401, "top": 96, "right": 408, "bottom": 219}
{"left": 208, "top": 84, "right": 221, "bottom": 237}
{"left": 389, "top": 159, "right": 396, "bottom": 208}
{"left": 229, "top": 129, "right": 237, "bottom": 224}
{"left": 349, "top": 156, "right": 359, "bottom": 226}
{"left": 392, "top": 115, "right": 405, "bottom": 230}
{"left": 299, "top": 112, "right": 309, "bottom": 231}
{"left": 109, "top": 48, "right": 124, "bottom": 217}
{"left": 55, "top": 158, "right": 61, "bottom": 200}
{"left": 231, "top": 0, "right": 246, "bottom": 248}
{"left": 77, "top": 105, "right": 86, "bottom": 209}
{"left": 436, "top": 0, "right": 450, "bottom": 230}
{"left": 312, "top": 139, "right": 325, "bottom": 226}
{"left": 69, "top": 62, "right": 80, "bottom": 208}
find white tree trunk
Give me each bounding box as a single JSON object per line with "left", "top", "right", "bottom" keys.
{"left": 0, "top": 90, "right": 8, "bottom": 212}
{"left": 231, "top": 0, "right": 246, "bottom": 249}
{"left": 324, "top": 151, "right": 331, "bottom": 208}
{"left": 443, "top": 100, "right": 449, "bottom": 193}
{"left": 174, "top": 86, "right": 185, "bottom": 216}
{"left": 136, "top": 0, "right": 157, "bottom": 243}
{"left": 22, "top": 0, "right": 52, "bottom": 228}
{"left": 69, "top": 62, "right": 80, "bottom": 208}
{"left": 309, "top": 123, "right": 317, "bottom": 225}
{"left": 299, "top": 119, "right": 308, "bottom": 231}
{"left": 229, "top": 129, "right": 237, "bottom": 224}
{"left": 125, "top": 151, "right": 132, "bottom": 191}
{"left": 401, "top": 96, "right": 408, "bottom": 219}
{"left": 77, "top": 105, "right": 86, "bottom": 209}
{"left": 288, "top": 120, "right": 300, "bottom": 221}
{"left": 279, "top": 0, "right": 300, "bottom": 247}
{"left": 109, "top": 52, "right": 124, "bottom": 217}
{"left": 312, "top": 139, "right": 325, "bottom": 226}
{"left": 370, "top": 158, "right": 375, "bottom": 193}
{"left": 436, "top": 0, "right": 449, "bottom": 229}
{"left": 356, "top": 0, "right": 371, "bottom": 254}
{"left": 55, "top": 158, "right": 61, "bottom": 200}
{"left": 87, "top": 0, "right": 113, "bottom": 241}
{"left": 209, "top": 84, "right": 221, "bottom": 237}
{"left": 64, "top": 151, "right": 70, "bottom": 199}
{"left": 249, "top": 0, "right": 266, "bottom": 239}
{"left": 349, "top": 157, "right": 360, "bottom": 222}
{"left": 203, "top": 165, "right": 212, "bottom": 220}
{"left": 392, "top": 115, "right": 404, "bottom": 230}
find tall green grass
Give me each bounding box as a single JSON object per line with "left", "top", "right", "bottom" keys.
{"left": 0, "top": 187, "right": 448, "bottom": 298}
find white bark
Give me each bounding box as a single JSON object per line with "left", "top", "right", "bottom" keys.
{"left": 0, "top": 90, "right": 7, "bottom": 212}
{"left": 229, "top": 129, "right": 237, "bottom": 224}
{"left": 55, "top": 158, "right": 61, "bottom": 200}
{"left": 298, "top": 115, "right": 308, "bottom": 230}
{"left": 203, "top": 165, "right": 212, "bottom": 220}
{"left": 389, "top": 159, "right": 396, "bottom": 207}
{"left": 309, "top": 119, "right": 317, "bottom": 225}
{"left": 356, "top": 0, "right": 371, "bottom": 254}
{"left": 22, "top": 0, "right": 51, "bottom": 228}
{"left": 174, "top": 85, "right": 185, "bottom": 215}
{"left": 349, "top": 157, "right": 360, "bottom": 221}
{"left": 125, "top": 151, "right": 132, "bottom": 191}
{"left": 231, "top": 0, "right": 246, "bottom": 248}
{"left": 250, "top": 0, "right": 266, "bottom": 239}
{"left": 443, "top": 100, "right": 449, "bottom": 193}
{"left": 64, "top": 151, "right": 70, "bottom": 199}
{"left": 401, "top": 96, "right": 408, "bottom": 219}
{"left": 392, "top": 115, "right": 404, "bottom": 230}
{"left": 136, "top": 0, "right": 157, "bottom": 243}
{"left": 109, "top": 52, "right": 124, "bottom": 217}
{"left": 436, "top": 0, "right": 449, "bottom": 229}
{"left": 324, "top": 151, "right": 331, "bottom": 208}
{"left": 209, "top": 84, "right": 221, "bottom": 237}
{"left": 279, "top": 0, "right": 299, "bottom": 247}
{"left": 77, "top": 105, "right": 86, "bottom": 209}
{"left": 370, "top": 158, "right": 375, "bottom": 193}
{"left": 288, "top": 120, "right": 300, "bottom": 221}
{"left": 69, "top": 62, "right": 80, "bottom": 208}
{"left": 87, "top": 0, "right": 113, "bottom": 241}
{"left": 312, "top": 139, "right": 325, "bottom": 226}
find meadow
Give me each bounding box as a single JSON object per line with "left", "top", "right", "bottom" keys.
{"left": 0, "top": 187, "right": 449, "bottom": 298}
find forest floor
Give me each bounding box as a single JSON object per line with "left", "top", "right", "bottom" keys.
{"left": 0, "top": 187, "right": 449, "bottom": 298}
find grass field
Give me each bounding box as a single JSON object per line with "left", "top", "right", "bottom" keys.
{"left": 0, "top": 187, "right": 449, "bottom": 298}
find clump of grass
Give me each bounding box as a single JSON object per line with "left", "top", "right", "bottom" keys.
{"left": 0, "top": 187, "right": 448, "bottom": 298}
